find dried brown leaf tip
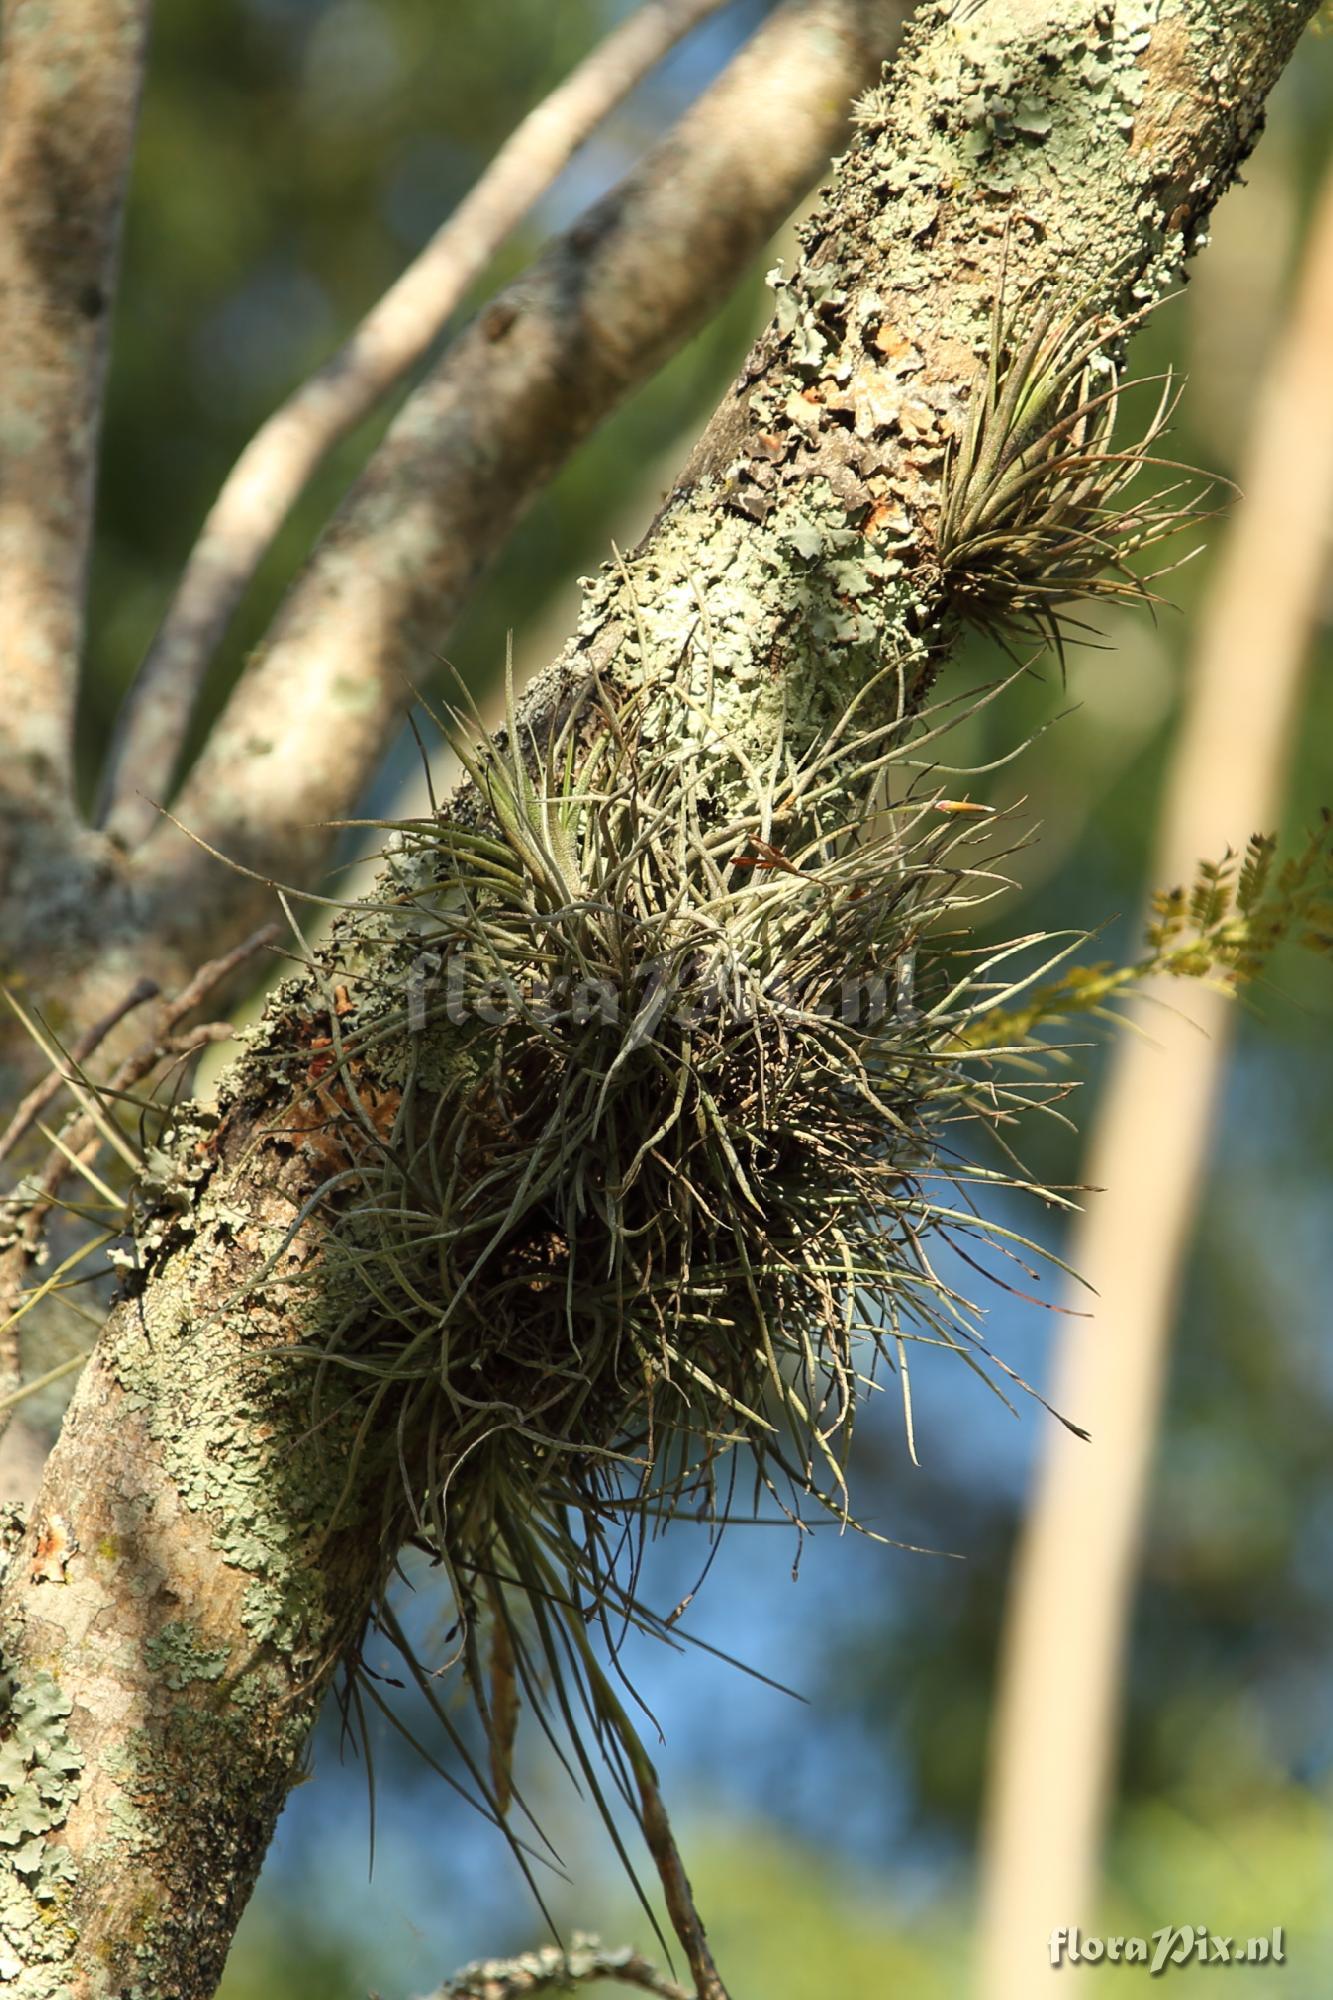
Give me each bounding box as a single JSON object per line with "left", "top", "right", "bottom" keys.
{"left": 937, "top": 285, "right": 1221, "bottom": 667}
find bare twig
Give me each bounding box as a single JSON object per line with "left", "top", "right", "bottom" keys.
{"left": 635, "top": 1762, "right": 729, "bottom": 2000}
{"left": 134, "top": 0, "right": 913, "bottom": 931}
{"left": 0, "top": 0, "right": 151, "bottom": 809}
{"left": 0, "top": 976, "right": 159, "bottom": 1168}
{"left": 142, "top": 920, "right": 283, "bottom": 1037}
{"left": 573, "top": 1644, "right": 729, "bottom": 2000}
{"left": 98, "top": 0, "right": 734, "bottom": 842}
{"left": 0, "top": 925, "right": 279, "bottom": 1429}
{"left": 19, "top": 921, "right": 279, "bottom": 1212}
{"left": 976, "top": 155, "right": 1333, "bottom": 2000}
{"left": 433, "top": 1937, "right": 690, "bottom": 2000}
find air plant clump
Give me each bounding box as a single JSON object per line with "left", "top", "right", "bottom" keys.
{"left": 254, "top": 658, "right": 1086, "bottom": 1913}
{"left": 936, "top": 286, "right": 1216, "bottom": 663}
{"left": 311, "top": 669, "right": 1075, "bottom": 1535}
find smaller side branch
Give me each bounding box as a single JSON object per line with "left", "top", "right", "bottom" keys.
{"left": 0, "top": 972, "right": 157, "bottom": 1408}
{"left": 0, "top": 977, "right": 160, "bottom": 1172}
{"left": 0, "top": 0, "right": 150, "bottom": 810}
{"left": 99, "top": 0, "right": 732, "bottom": 844}
{"left": 431, "top": 1938, "right": 690, "bottom": 2000}
{"left": 137, "top": 0, "right": 913, "bottom": 941}
{"left": 0, "top": 925, "right": 278, "bottom": 1431}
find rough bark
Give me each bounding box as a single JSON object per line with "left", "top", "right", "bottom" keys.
{"left": 0, "top": 2, "right": 1318, "bottom": 1995}
{"left": 0, "top": 1070, "right": 396, "bottom": 1999}
{"left": 0, "top": 0, "right": 149, "bottom": 814}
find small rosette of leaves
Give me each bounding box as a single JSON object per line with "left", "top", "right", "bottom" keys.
{"left": 937, "top": 288, "right": 1216, "bottom": 662}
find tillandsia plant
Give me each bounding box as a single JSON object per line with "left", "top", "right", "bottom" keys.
{"left": 197, "top": 581, "right": 1331, "bottom": 1987}
{"left": 1, "top": 262, "right": 1321, "bottom": 1994}
{"left": 230, "top": 278, "right": 1237, "bottom": 1824}
{"left": 214, "top": 621, "right": 1329, "bottom": 1974}
{"left": 935, "top": 281, "right": 1216, "bottom": 665}
{"left": 167, "top": 647, "right": 1101, "bottom": 1962}
{"left": 4, "top": 639, "right": 1325, "bottom": 1982}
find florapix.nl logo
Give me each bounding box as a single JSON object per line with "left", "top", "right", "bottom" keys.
{"left": 1050, "top": 1926, "right": 1287, "bottom": 1974}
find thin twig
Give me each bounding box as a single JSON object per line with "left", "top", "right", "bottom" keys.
{"left": 631, "top": 1754, "right": 729, "bottom": 2000}
{"left": 576, "top": 1644, "right": 730, "bottom": 2000}
{"left": 0, "top": 925, "right": 279, "bottom": 1429}
{"left": 0, "top": 0, "right": 151, "bottom": 810}
{"left": 99, "top": 0, "right": 732, "bottom": 843}
{"left": 18, "top": 915, "right": 282, "bottom": 1210}
{"left": 132, "top": 0, "right": 911, "bottom": 922}
{"left": 150, "top": 921, "right": 283, "bottom": 1036}
{"left": 0, "top": 977, "right": 160, "bottom": 1167}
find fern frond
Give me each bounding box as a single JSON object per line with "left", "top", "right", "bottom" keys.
{"left": 964, "top": 813, "right": 1332, "bottom": 1048}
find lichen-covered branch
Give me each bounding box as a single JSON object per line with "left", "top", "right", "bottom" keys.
{"left": 0, "top": 0, "right": 150, "bottom": 817}
{"left": 137, "top": 0, "right": 915, "bottom": 944}
{"left": 435, "top": 1936, "right": 690, "bottom": 1999}
{"left": 0, "top": 1069, "right": 399, "bottom": 1999}
{"left": 98, "top": 0, "right": 735, "bottom": 849}
{"left": 0, "top": 0, "right": 907, "bottom": 1535}
{"left": 0, "top": 3, "right": 1317, "bottom": 1996}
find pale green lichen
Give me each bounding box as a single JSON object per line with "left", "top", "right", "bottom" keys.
{"left": 111, "top": 1183, "right": 375, "bottom": 1659}
{"left": 141, "top": 1623, "right": 229, "bottom": 1693}
{"left": 568, "top": 481, "right": 927, "bottom": 825}
{"left": 542, "top": 0, "right": 1303, "bottom": 853}
{"left": 0, "top": 1669, "right": 82, "bottom": 1867}
{"left": 114, "top": 1339, "right": 338, "bottom": 1658}
{"left": 0, "top": 1661, "right": 82, "bottom": 1987}
{"left": 536, "top": 0, "right": 1213, "bottom": 845}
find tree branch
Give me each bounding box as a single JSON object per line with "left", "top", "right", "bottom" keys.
{"left": 0, "top": 4, "right": 1316, "bottom": 1995}
{"left": 135, "top": 0, "right": 914, "bottom": 940}
{"left": 0, "top": 0, "right": 150, "bottom": 815}
{"left": 0, "top": 0, "right": 908, "bottom": 1400}
{"left": 0, "top": 0, "right": 909, "bottom": 1012}
{"left": 98, "top": 0, "right": 735, "bottom": 847}
{"left": 433, "top": 1937, "right": 690, "bottom": 2000}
